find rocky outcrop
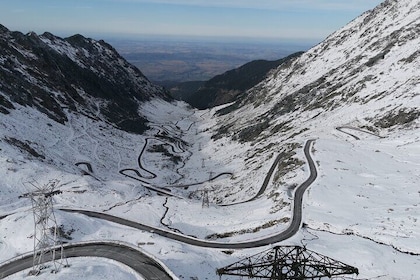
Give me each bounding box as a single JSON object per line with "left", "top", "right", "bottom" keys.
{"left": 0, "top": 25, "right": 170, "bottom": 133}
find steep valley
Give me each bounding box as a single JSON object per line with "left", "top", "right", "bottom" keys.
{"left": 0, "top": 0, "right": 419, "bottom": 279}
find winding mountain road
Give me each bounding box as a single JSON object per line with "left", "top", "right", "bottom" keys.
{"left": 0, "top": 242, "right": 174, "bottom": 280}
{"left": 219, "top": 152, "right": 283, "bottom": 206}
{"left": 61, "top": 139, "right": 317, "bottom": 249}
{"left": 336, "top": 126, "right": 383, "bottom": 140}
{"left": 119, "top": 126, "right": 233, "bottom": 196}
{"left": 0, "top": 140, "right": 317, "bottom": 279}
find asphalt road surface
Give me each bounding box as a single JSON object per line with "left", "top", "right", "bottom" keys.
{"left": 336, "top": 126, "right": 383, "bottom": 140}
{"left": 1, "top": 140, "right": 317, "bottom": 278}
{"left": 61, "top": 139, "right": 317, "bottom": 249}
{"left": 0, "top": 242, "right": 174, "bottom": 280}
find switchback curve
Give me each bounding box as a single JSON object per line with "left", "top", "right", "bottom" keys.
{"left": 61, "top": 140, "right": 317, "bottom": 249}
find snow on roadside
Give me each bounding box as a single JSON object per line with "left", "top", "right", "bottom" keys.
{"left": 306, "top": 133, "right": 420, "bottom": 253}
{"left": 5, "top": 257, "right": 144, "bottom": 280}
{"left": 1, "top": 97, "right": 419, "bottom": 279}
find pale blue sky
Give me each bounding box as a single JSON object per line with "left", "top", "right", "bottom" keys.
{"left": 0, "top": 0, "right": 383, "bottom": 41}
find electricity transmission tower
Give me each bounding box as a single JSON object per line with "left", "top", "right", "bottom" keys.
{"left": 217, "top": 245, "right": 358, "bottom": 279}
{"left": 20, "top": 179, "right": 69, "bottom": 275}
{"left": 201, "top": 171, "right": 215, "bottom": 208}
{"left": 202, "top": 189, "right": 210, "bottom": 208}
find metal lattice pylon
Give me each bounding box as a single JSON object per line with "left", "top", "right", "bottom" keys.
{"left": 20, "top": 179, "right": 68, "bottom": 275}
{"left": 202, "top": 189, "right": 210, "bottom": 208}
{"left": 201, "top": 172, "right": 215, "bottom": 208}
{"left": 217, "top": 245, "right": 359, "bottom": 279}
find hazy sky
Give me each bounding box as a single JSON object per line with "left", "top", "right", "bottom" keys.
{"left": 0, "top": 0, "right": 383, "bottom": 41}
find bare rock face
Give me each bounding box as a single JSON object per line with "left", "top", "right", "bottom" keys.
{"left": 0, "top": 25, "right": 170, "bottom": 133}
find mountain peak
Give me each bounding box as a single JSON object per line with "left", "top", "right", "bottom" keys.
{"left": 64, "top": 33, "right": 90, "bottom": 46}
{"left": 0, "top": 2, "right": 418, "bottom": 279}
{"left": 41, "top": 31, "right": 61, "bottom": 41}
{"left": 0, "top": 25, "right": 170, "bottom": 133}
{"left": 0, "top": 23, "right": 9, "bottom": 33}
{"left": 214, "top": 0, "right": 419, "bottom": 142}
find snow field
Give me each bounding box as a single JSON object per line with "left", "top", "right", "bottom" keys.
{"left": 1, "top": 95, "right": 419, "bottom": 279}
{"left": 5, "top": 257, "right": 144, "bottom": 280}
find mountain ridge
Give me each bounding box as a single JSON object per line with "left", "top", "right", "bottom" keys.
{"left": 213, "top": 0, "right": 419, "bottom": 143}
{"left": 0, "top": 0, "right": 419, "bottom": 278}
{"left": 0, "top": 24, "right": 171, "bottom": 133}
{"left": 173, "top": 52, "right": 304, "bottom": 109}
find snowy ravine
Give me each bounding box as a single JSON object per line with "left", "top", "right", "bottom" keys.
{"left": 1, "top": 0, "right": 420, "bottom": 279}
{"left": 1, "top": 101, "right": 419, "bottom": 280}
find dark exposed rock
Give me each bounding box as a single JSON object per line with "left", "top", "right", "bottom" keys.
{"left": 181, "top": 52, "right": 304, "bottom": 109}
{"left": 0, "top": 24, "right": 170, "bottom": 132}
{"left": 4, "top": 137, "right": 45, "bottom": 159}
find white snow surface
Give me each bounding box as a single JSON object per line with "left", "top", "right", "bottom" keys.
{"left": 1, "top": 100, "right": 418, "bottom": 279}
{"left": 5, "top": 257, "right": 144, "bottom": 280}
{"left": 1, "top": 0, "right": 420, "bottom": 279}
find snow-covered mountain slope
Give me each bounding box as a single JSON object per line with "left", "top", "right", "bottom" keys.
{"left": 0, "top": 0, "right": 419, "bottom": 279}
{"left": 0, "top": 24, "right": 169, "bottom": 133}
{"left": 186, "top": 0, "right": 419, "bottom": 277}
{"left": 214, "top": 0, "right": 419, "bottom": 138}
{"left": 206, "top": 0, "right": 419, "bottom": 202}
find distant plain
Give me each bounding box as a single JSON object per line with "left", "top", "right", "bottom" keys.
{"left": 107, "top": 36, "right": 315, "bottom": 83}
